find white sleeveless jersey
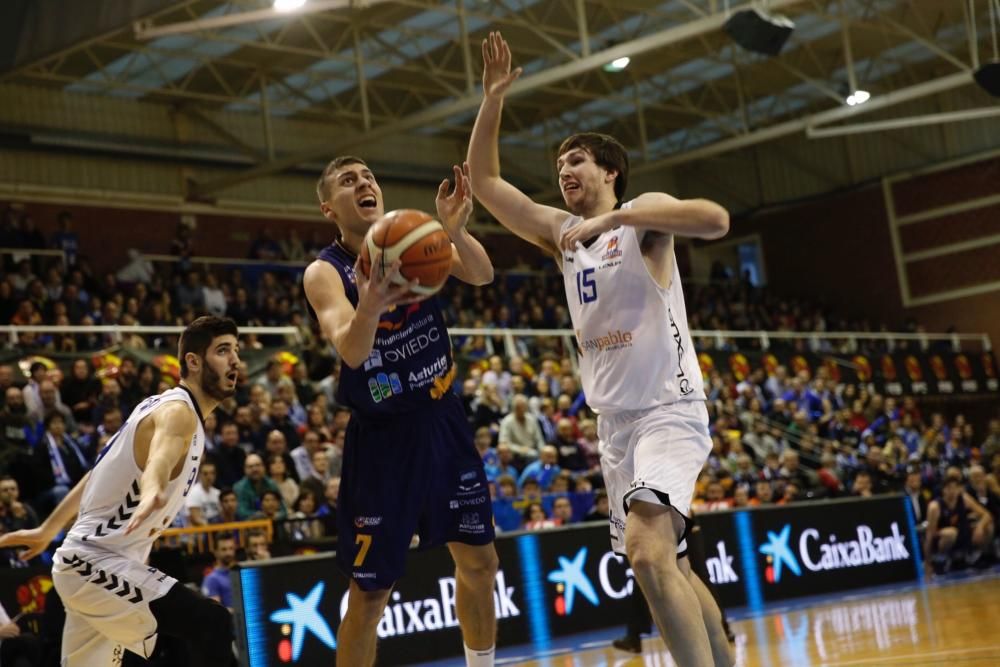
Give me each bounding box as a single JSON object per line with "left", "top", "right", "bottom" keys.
{"left": 561, "top": 201, "right": 705, "bottom": 412}
{"left": 62, "top": 387, "right": 206, "bottom": 564}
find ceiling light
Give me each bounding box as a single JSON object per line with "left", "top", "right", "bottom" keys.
{"left": 603, "top": 56, "right": 630, "bottom": 72}
{"left": 273, "top": 0, "right": 307, "bottom": 12}
{"left": 845, "top": 90, "right": 870, "bottom": 106}
{"left": 724, "top": 9, "right": 795, "bottom": 57}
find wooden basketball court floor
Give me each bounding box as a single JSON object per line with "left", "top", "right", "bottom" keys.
{"left": 429, "top": 567, "right": 1000, "bottom": 667}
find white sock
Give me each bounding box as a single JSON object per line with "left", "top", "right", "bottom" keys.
{"left": 464, "top": 643, "right": 495, "bottom": 667}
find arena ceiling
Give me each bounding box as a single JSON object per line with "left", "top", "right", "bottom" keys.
{"left": 1, "top": 0, "right": 998, "bottom": 202}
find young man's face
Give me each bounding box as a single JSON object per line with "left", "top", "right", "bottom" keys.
{"left": 556, "top": 147, "right": 616, "bottom": 215}
{"left": 195, "top": 334, "right": 240, "bottom": 401}
{"left": 320, "top": 162, "right": 384, "bottom": 234}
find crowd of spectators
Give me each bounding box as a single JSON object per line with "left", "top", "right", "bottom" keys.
{"left": 0, "top": 206, "right": 997, "bottom": 574}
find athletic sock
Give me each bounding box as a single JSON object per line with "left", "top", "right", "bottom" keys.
{"left": 464, "top": 643, "right": 495, "bottom": 667}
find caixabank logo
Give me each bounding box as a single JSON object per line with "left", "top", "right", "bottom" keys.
{"left": 268, "top": 582, "right": 337, "bottom": 663}
{"left": 759, "top": 522, "right": 910, "bottom": 584}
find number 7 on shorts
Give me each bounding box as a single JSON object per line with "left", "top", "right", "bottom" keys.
{"left": 354, "top": 534, "right": 373, "bottom": 567}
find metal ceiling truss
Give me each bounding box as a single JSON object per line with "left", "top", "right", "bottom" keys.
{"left": 4, "top": 0, "right": 996, "bottom": 201}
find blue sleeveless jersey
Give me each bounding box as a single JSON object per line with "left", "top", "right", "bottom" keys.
{"left": 315, "top": 241, "right": 457, "bottom": 418}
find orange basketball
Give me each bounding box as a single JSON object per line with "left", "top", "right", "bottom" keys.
{"left": 360, "top": 209, "right": 452, "bottom": 298}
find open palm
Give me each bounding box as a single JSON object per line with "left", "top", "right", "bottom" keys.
{"left": 482, "top": 31, "right": 522, "bottom": 99}
{"left": 436, "top": 162, "right": 474, "bottom": 236}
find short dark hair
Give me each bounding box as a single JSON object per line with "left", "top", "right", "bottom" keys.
{"left": 30, "top": 361, "right": 46, "bottom": 376}
{"left": 219, "top": 488, "right": 236, "bottom": 502}
{"left": 557, "top": 132, "right": 629, "bottom": 203}
{"left": 43, "top": 411, "right": 65, "bottom": 429}
{"left": 316, "top": 156, "right": 367, "bottom": 203}
{"left": 178, "top": 316, "right": 238, "bottom": 378}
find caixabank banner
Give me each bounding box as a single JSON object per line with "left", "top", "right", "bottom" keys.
{"left": 697, "top": 495, "right": 924, "bottom": 607}
{"left": 232, "top": 496, "right": 922, "bottom": 666}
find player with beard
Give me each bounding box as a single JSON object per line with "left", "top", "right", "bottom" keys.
{"left": 0, "top": 316, "right": 241, "bottom": 667}
{"left": 468, "top": 32, "right": 733, "bottom": 667}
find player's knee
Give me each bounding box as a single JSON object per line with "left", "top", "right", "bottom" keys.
{"left": 626, "top": 539, "right": 674, "bottom": 580}
{"left": 458, "top": 547, "right": 499, "bottom": 582}
{"left": 347, "top": 586, "right": 392, "bottom": 625}
{"left": 937, "top": 528, "right": 958, "bottom": 550}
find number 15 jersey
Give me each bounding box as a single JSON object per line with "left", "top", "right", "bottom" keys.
{"left": 560, "top": 201, "right": 705, "bottom": 413}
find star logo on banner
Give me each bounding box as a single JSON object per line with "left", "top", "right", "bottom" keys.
{"left": 759, "top": 524, "right": 801, "bottom": 583}
{"left": 547, "top": 546, "right": 599, "bottom": 614}
{"left": 269, "top": 581, "right": 336, "bottom": 660}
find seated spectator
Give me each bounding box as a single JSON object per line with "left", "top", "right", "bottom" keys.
{"left": 693, "top": 482, "right": 732, "bottom": 512}
{"left": 201, "top": 535, "right": 237, "bottom": 609}
{"left": 732, "top": 486, "right": 750, "bottom": 508}
{"left": 780, "top": 450, "right": 817, "bottom": 496}
{"left": 553, "top": 418, "right": 587, "bottom": 472}
{"left": 234, "top": 454, "right": 283, "bottom": 520}
{"left": 750, "top": 480, "right": 774, "bottom": 506}
{"left": 903, "top": 467, "right": 929, "bottom": 526}
{"left": 523, "top": 502, "right": 557, "bottom": 531}
{"left": 210, "top": 489, "right": 240, "bottom": 526}
{"left": 212, "top": 422, "right": 247, "bottom": 488}
{"left": 316, "top": 476, "right": 339, "bottom": 537}
{"left": 185, "top": 462, "right": 221, "bottom": 527}
{"left": 495, "top": 475, "right": 518, "bottom": 499}
{"left": 60, "top": 359, "right": 100, "bottom": 427}
{"left": 244, "top": 530, "right": 272, "bottom": 561}
{"left": 518, "top": 445, "right": 561, "bottom": 490}
{"left": 778, "top": 481, "right": 800, "bottom": 505}
{"left": 585, "top": 490, "right": 610, "bottom": 522}
{"left": 925, "top": 477, "right": 994, "bottom": 573}
{"left": 30, "top": 412, "right": 88, "bottom": 515}
{"left": 267, "top": 454, "right": 299, "bottom": 509}
{"left": 30, "top": 380, "right": 75, "bottom": 434}
{"left": 250, "top": 489, "right": 287, "bottom": 522}
{"left": 0, "top": 476, "right": 39, "bottom": 533}
{"left": 286, "top": 490, "right": 324, "bottom": 541}
{"left": 498, "top": 394, "right": 544, "bottom": 460}
{"left": 968, "top": 465, "right": 1000, "bottom": 532}
{"left": 551, "top": 496, "right": 574, "bottom": 525}
{"left": 851, "top": 470, "right": 875, "bottom": 497}
{"left": 816, "top": 453, "right": 845, "bottom": 497}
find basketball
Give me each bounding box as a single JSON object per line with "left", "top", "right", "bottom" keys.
{"left": 359, "top": 209, "right": 453, "bottom": 298}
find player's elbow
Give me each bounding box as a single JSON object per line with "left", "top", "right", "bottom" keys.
{"left": 700, "top": 204, "right": 729, "bottom": 240}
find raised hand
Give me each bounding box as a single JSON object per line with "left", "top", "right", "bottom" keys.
{"left": 354, "top": 250, "right": 420, "bottom": 317}
{"left": 482, "top": 31, "right": 522, "bottom": 99}
{"left": 436, "top": 162, "right": 474, "bottom": 237}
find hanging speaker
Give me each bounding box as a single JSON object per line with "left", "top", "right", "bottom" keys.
{"left": 974, "top": 62, "right": 1000, "bottom": 97}
{"left": 723, "top": 9, "right": 795, "bottom": 57}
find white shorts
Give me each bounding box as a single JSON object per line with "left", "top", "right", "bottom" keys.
{"left": 598, "top": 400, "right": 712, "bottom": 557}
{"left": 52, "top": 547, "right": 176, "bottom": 666}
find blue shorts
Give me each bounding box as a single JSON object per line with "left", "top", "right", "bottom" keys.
{"left": 336, "top": 393, "right": 495, "bottom": 590}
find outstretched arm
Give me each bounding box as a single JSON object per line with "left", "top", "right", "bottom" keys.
{"left": 467, "top": 31, "right": 566, "bottom": 257}
{"left": 125, "top": 401, "right": 199, "bottom": 534}
{"left": 0, "top": 471, "right": 91, "bottom": 561}
{"left": 558, "top": 192, "right": 729, "bottom": 250}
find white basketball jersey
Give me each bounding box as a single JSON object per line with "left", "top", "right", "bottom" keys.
{"left": 62, "top": 387, "right": 206, "bottom": 564}
{"left": 561, "top": 201, "right": 705, "bottom": 412}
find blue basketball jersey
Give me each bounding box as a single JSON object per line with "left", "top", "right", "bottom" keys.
{"left": 315, "top": 241, "right": 457, "bottom": 417}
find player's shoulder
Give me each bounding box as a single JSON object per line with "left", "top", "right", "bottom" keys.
{"left": 150, "top": 398, "right": 198, "bottom": 432}
{"left": 304, "top": 258, "right": 347, "bottom": 298}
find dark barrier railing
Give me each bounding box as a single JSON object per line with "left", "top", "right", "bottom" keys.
{"left": 230, "top": 494, "right": 922, "bottom": 667}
